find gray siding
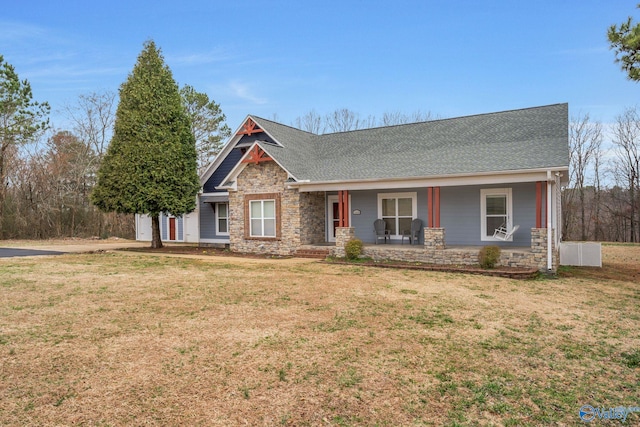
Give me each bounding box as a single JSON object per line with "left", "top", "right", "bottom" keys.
{"left": 161, "top": 213, "right": 167, "bottom": 240}
{"left": 441, "top": 183, "right": 535, "bottom": 246}
{"left": 203, "top": 149, "right": 243, "bottom": 193}
{"left": 345, "top": 183, "right": 536, "bottom": 246}
{"left": 199, "top": 198, "right": 230, "bottom": 240}
{"left": 348, "top": 188, "right": 428, "bottom": 244}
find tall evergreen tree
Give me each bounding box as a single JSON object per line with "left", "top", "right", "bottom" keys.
{"left": 91, "top": 41, "right": 199, "bottom": 248}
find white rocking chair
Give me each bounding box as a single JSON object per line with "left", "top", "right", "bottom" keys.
{"left": 493, "top": 224, "right": 519, "bottom": 241}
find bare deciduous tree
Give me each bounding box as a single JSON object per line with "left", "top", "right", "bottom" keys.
{"left": 566, "top": 113, "right": 603, "bottom": 240}
{"left": 293, "top": 110, "right": 324, "bottom": 134}
{"left": 293, "top": 108, "right": 436, "bottom": 135}
{"left": 611, "top": 107, "right": 640, "bottom": 242}
{"left": 380, "top": 110, "right": 433, "bottom": 126}
{"left": 64, "top": 91, "right": 116, "bottom": 158}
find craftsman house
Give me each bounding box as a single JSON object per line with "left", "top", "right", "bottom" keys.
{"left": 136, "top": 103, "right": 569, "bottom": 271}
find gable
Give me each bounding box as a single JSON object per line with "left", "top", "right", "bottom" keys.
{"left": 200, "top": 116, "right": 284, "bottom": 192}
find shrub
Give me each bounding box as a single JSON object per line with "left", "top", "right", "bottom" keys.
{"left": 479, "top": 245, "right": 501, "bottom": 269}
{"left": 344, "top": 238, "right": 364, "bottom": 260}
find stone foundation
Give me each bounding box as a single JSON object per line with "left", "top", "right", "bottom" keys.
{"left": 330, "top": 227, "right": 558, "bottom": 272}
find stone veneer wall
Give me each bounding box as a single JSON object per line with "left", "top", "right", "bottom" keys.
{"left": 334, "top": 227, "right": 356, "bottom": 257}
{"left": 229, "top": 161, "right": 325, "bottom": 256}
{"left": 330, "top": 226, "right": 558, "bottom": 272}
{"left": 528, "top": 228, "right": 557, "bottom": 271}
{"left": 300, "top": 192, "right": 325, "bottom": 245}
{"left": 423, "top": 228, "right": 445, "bottom": 249}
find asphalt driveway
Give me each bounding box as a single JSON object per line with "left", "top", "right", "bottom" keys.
{"left": 0, "top": 248, "right": 66, "bottom": 258}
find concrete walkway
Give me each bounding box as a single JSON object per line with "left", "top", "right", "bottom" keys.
{"left": 0, "top": 239, "right": 148, "bottom": 254}
{"left": 0, "top": 248, "right": 66, "bottom": 258}
{"left": 0, "top": 239, "right": 317, "bottom": 265}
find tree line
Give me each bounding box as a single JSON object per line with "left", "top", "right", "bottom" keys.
{"left": 0, "top": 47, "right": 230, "bottom": 241}
{"left": 563, "top": 111, "right": 640, "bottom": 242}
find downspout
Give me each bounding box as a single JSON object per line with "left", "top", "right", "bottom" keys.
{"left": 547, "top": 170, "right": 553, "bottom": 271}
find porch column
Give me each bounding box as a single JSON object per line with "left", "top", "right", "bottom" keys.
{"left": 333, "top": 226, "right": 355, "bottom": 258}
{"left": 338, "top": 190, "right": 349, "bottom": 227}
{"left": 531, "top": 228, "right": 557, "bottom": 272}
{"left": 424, "top": 227, "right": 445, "bottom": 249}
{"left": 427, "top": 187, "right": 441, "bottom": 228}
{"left": 535, "top": 181, "right": 547, "bottom": 228}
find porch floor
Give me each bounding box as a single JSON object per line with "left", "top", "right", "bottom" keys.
{"left": 303, "top": 242, "right": 533, "bottom": 253}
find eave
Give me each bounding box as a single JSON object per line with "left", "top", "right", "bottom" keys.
{"left": 287, "top": 166, "right": 569, "bottom": 192}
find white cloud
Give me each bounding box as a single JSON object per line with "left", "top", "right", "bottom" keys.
{"left": 0, "top": 21, "right": 47, "bottom": 42}
{"left": 229, "top": 80, "right": 267, "bottom": 105}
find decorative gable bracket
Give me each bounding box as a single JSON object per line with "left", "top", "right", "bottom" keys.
{"left": 237, "top": 118, "right": 264, "bottom": 136}
{"left": 241, "top": 145, "right": 273, "bottom": 164}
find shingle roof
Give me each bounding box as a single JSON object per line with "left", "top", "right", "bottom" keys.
{"left": 251, "top": 103, "right": 568, "bottom": 182}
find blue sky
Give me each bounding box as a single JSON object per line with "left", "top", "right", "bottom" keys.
{"left": 1, "top": 1, "right": 639, "bottom": 132}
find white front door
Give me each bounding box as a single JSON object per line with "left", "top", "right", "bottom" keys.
{"left": 327, "top": 195, "right": 340, "bottom": 242}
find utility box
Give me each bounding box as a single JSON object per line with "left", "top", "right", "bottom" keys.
{"left": 559, "top": 242, "right": 602, "bottom": 267}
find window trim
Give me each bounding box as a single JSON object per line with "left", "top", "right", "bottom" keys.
{"left": 480, "top": 188, "right": 513, "bottom": 241}
{"left": 376, "top": 192, "right": 417, "bottom": 238}
{"left": 215, "top": 202, "right": 229, "bottom": 236}
{"left": 244, "top": 193, "right": 281, "bottom": 240}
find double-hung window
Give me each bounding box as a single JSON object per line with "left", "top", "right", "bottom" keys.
{"left": 377, "top": 192, "right": 417, "bottom": 237}
{"left": 215, "top": 203, "right": 229, "bottom": 236}
{"left": 249, "top": 199, "right": 276, "bottom": 237}
{"left": 481, "top": 188, "right": 512, "bottom": 241}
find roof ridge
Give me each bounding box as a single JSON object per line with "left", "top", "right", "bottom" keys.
{"left": 319, "top": 103, "right": 568, "bottom": 136}
{"left": 250, "top": 115, "right": 318, "bottom": 136}
{"left": 253, "top": 103, "right": 568, "bottom": 137}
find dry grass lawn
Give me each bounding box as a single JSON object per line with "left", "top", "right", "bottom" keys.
{"left": 0, "top": 243, "right": 639, "bottom": 426}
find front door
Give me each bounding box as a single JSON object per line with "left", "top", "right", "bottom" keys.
{"left": 169, "top": 217, "right": 176, "bottom": 241}
{"left": 327, "top": 195, "right": 340, "bottom": 242}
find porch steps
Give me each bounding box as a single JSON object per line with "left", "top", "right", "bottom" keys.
{"left": 294, "top": 248, "right": 331, "bottom": 259}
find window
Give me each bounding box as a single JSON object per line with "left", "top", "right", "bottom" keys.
{"left": 377, "top": 192, "right": 417, "bottom": 237}
{"left": 481, "top": 188, "right": 512, "bottom": 241}
{"left": 244, "top": 193, "right": 280, "bottom": 239}
{"left": 215, "top": 203, "right": 229, "bottom": 236}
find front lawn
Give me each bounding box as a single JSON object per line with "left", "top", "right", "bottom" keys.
{"left": 0, "top": 245, "right": 638, "bottom": 425}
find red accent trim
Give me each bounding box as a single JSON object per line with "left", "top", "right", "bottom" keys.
{"left": 241, "top": 145, "right": 273, "bottom": 164}
{"left": 542, "top": 182, "right": 547, "bottom": 227}
{"left": 338, "top": 190, "right": 349, "bottom": 227}
{"left": 434, "top": 187, "right": 441, "bottom": 228}
{"left": 343, "top": 190, "right": 349, "bottom": 227}
{"left": 427, "top": 187, "right": 433, "bottom": 228}
{"left": 536, "top": 182, "right": 542, "bottom": 228}
{"left": 237, "top": 118, "right": 264, "bottom": 135}
{"left": 338, "top": 191, "right": 343, "bottom": 227}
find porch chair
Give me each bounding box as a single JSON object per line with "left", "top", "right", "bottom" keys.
{"left": 374, "top": 219, "right": 390, "bottom": 244}
{"left": 493, "top": 224, "right": 520, "bottom": 241}
{"left": 402, "top": 218, "right": 422, "bottom": 245}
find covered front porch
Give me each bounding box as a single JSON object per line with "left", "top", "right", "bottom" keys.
{"left": 326, "top": 226, "right": 556, "bottom": 271}
{"left": 312, "top": 182, "right": 558, "bottom": 271}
